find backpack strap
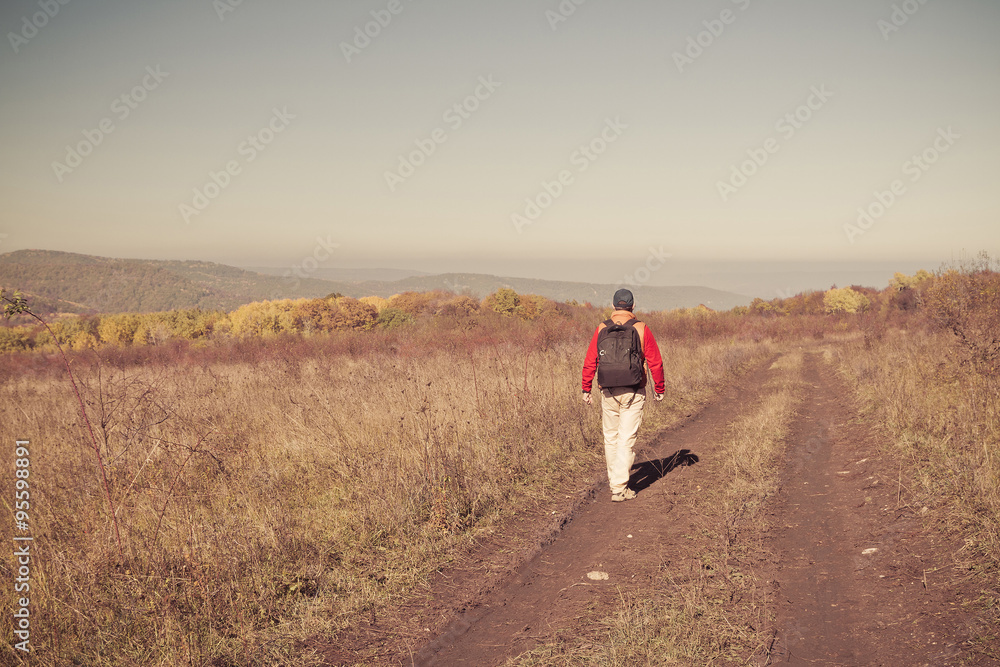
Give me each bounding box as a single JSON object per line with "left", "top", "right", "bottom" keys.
{"left": 632, "top": 320, "right": 646, "bottom": 346}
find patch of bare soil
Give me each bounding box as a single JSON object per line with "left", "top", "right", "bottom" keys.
{"left": 762, "top": 352, "right": 997, "bottom": 666}
{"left": 317, "top": 348, "right": 998, "bottom": 666}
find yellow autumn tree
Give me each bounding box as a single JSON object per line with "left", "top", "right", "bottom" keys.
{"left": 823, "top": 287, "right": 870, "bottom": 314}
{"left": 888, "top": 270, "right": 932, "bottom": 291}
{"left": 0, "top": 326, "right": 32, "bottom": 352}
{"left": 486, "top": 288, "right": 520, "bottom": 316}
{"left": 97, "top": 313, "right": 142, "bottom": 346}
{"left": 229, "top": 300, "right": 290, "bottom": 337}
{"left": 359, "top": 296, "right": 389, "bottom": 312}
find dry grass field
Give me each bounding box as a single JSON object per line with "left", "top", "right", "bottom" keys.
{"left": 0, "top": 306, "right": 775, "bottom": 665}
{"left": 1, "top": 262, "right": 997, "bottom": 665}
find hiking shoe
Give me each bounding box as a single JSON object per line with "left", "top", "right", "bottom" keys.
{"left": 612, "top": 488, "right": 637, "bottom": 502}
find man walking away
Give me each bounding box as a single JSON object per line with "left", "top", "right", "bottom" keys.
{"left": 581, "top": 289, "right": 665, "bottom": 502}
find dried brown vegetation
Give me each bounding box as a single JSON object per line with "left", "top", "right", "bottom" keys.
{"left": 836, "top": 258, "right": 1000, "bottom": 572}
{"left": 2, "top": 261, "right": 998, "bottom": 664}
{"left": 0, "top": 300, "right": 775, "bottom": 665}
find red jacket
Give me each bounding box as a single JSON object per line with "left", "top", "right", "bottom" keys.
{"left": 582, "top": 311, "right": 665, "bottom": 394}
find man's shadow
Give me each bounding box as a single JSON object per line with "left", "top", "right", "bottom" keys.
{"left": 629, "top": 449, "right": 699, "bottom": 492}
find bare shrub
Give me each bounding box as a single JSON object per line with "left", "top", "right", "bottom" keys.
{"left": 925, "top": 256, "right": 1000, "bottom": 375}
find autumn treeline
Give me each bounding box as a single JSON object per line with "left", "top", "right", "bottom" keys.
{"left": 2, "top": 261, "right": 997, "bottom": 368}
{"left": 0, "top": 288, "right": 562, "bottom": 353}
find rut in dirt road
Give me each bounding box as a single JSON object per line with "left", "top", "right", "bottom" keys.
{"left": 410, "top": 355, "right": 781, "bottom": 666}
{"left": 768, "top": 352, "right": 873, "bottom": 663}
{"left": 766, "top": 352, "right": 988, "bottom": 666}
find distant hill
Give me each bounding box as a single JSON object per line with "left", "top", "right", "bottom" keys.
{"left": 0, "top": 250, "right": 752, "bottom": 316}
{"left": 0, "top": 249, "right": 340, "bottom": 316}
{"left": 246, "top": 266, "right": 431, "bottom": 283}
{"left": 328, "top": 273, "right": 750, "bottom": 312}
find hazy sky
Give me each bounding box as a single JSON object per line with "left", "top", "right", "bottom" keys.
{"left": 1, "top": 0, "right": 997, "bottom": 282}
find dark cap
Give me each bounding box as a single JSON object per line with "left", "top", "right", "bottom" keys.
{"left": 613, "top": 288, "right": 634, "bottom": 310}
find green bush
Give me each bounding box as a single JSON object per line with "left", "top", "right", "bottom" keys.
{"left": 377, "top": 307, "right": 414, "bottom": 330}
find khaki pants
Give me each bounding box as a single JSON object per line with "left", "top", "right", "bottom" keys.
{"left": 600, "top": 387, "right": 646, "bottom": 495}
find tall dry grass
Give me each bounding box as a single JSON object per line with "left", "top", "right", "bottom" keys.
{"left": 834, "top": 329, "right": 1000, "bottom": 568}
{"left": 0, "top": 316, "right": 773, "bottom": 665}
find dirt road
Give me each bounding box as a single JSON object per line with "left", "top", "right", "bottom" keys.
{"left": 765, "top": 352, "right": 991, "bottom": 665}
{"left": 342, "top": 348, "right": 996, "bottom": 666}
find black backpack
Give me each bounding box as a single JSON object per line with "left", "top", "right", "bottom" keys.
{"left": 596, "top": 319, "right": 645, "bottom": 388}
